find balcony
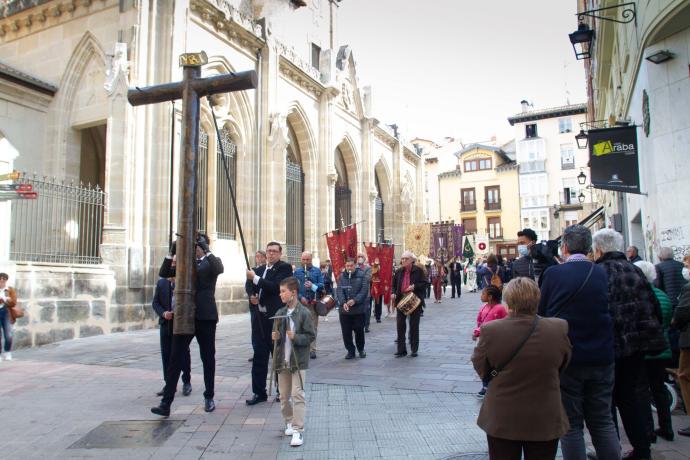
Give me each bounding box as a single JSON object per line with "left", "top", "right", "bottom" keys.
{"left": 460, "top": 202, "right": 476, "bottom": 212}
{"left": 520, "top": 160, "right": 546, "bottom": 173}
{"left": 561, "top": 161, "right": 575, "bottom": 170}
{"left": 485, "top": 200, "right": 501, "bottom": 211}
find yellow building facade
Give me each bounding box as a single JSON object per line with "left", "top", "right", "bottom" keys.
{"left": 438, "top": 144, "right": 520, "bottom": 259}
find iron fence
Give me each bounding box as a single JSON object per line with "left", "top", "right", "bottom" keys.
{"left": 10, "top": 173, "right": 105, "bottom": 264}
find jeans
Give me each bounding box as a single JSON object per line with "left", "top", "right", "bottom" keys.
{"left": 559, "top": 363, "right": 621, "bottom": 460}
{"left": 0, "top": 306, "right": 11, "bottom": 352}
{"left": 614, "top": 354, "right": 650, "bottom": 458}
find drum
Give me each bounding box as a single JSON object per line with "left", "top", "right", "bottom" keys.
{"left": 396, "top": 291, "right": 421, "bottom": 316}
{"left": 315, "top": 294, "right": 336, "bottom": 316}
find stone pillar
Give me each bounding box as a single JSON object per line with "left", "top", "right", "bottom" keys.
{"left": 360, "top": 118, "right": 376, "bottom": 242}
{"left": 391, "top": 139, "right": 403, "bottom": 259}
{"left": 318, "top": 87, "right": 338, "bottom": 257}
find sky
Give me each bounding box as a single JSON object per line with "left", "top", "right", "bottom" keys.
{"left": 337, "top": 0, "right": 587, "bottom": 144}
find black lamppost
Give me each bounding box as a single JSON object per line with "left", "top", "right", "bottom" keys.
{"left": 569, "top": 2, "right": 636, "bottom": 60}
{"left": 569, "top": 23, "right": 594, "bottom": 60}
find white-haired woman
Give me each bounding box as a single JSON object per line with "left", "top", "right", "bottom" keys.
{"left": 634, "top": 260, "right": 674, "bottom": 441}
{"left": 593, "top": 228, "right": 665, "bottom": 459}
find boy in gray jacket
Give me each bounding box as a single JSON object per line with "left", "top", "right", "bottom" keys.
{"left": 271, "top": 276, "right": 316, "bottom": 447}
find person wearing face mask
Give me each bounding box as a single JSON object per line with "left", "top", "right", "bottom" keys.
{"left": 512, "top": 228, "right": 538, "bottom": 280}
{"left": 335, "top": 258, "right": 368, "bottom": 359}
{"left": 671, "top": 254, "right": 690, "bottom": 438}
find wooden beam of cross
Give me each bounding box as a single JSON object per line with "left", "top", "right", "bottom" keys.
{"left": 127, "top": 51, "right": 257, "bottom": 335}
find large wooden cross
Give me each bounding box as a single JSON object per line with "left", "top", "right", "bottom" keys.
{"left": 128, "top": 52, "right": 257, "bottom": 335}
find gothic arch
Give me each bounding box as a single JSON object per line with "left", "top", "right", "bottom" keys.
{"left": 334, "top": 134, "right": 361, "bottom": 227}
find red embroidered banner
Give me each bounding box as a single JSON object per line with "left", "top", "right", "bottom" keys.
{"left": 363, "top": 242, "right": 395, "bottom": 305}
{"left": 325, "top": 224, "right": 358, "bottom": 279}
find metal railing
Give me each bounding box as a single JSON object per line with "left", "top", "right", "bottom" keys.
{"left": 461, "top": 201, "right": 476, "bottom": 212}
{"left": 485, "top": 199, "right": 501, "bottom": 211}
{"left": 10, "top": 173, "right": 105, "bottom": 264}
{"left": 216, "top": 128, "right": 237, "bottom": 240}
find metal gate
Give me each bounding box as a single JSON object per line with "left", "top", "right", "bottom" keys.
{"left": 286, "top": 160, "right": 304, "bottom": 265}
{"left": 216, "top": 128, "right": 237, "bottom": 240}
{"left": 196, "top": 130, "right": 209, "bottom": 235}
{"left": 335, "top": 185, "right": 351, "bottom": 229}
{"left": 375, "top": 196, "right": 384, "bottom": 242}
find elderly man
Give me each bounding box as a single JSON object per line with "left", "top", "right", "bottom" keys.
{"left": 539, "top": 225, "right": 620, "bottom": 460}
{"left": 294, "top": 251, "right": 324, "bottom": 359}
{"left": 593, "top": 229, "right": 665, "bottom": 460}
{"left": 391, "top": 251, "right": 428, "bottom": 358}
{"left": 626, "top": 246, "right": 642, "bottom": 263}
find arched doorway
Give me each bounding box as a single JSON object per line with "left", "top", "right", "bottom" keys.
{"left": 334, "top": 146, "right": 351, "bottom": 228}
{"left": 375, "top": 174, "right": 385, "bottom": 242}
{"left": 286, "top": 125, "right": 304, "bottom": 264}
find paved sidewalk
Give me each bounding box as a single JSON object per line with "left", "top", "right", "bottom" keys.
{"left": 1, "top": 290, "right": 688, "bottom": 459}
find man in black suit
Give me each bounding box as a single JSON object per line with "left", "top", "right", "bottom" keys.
{"left": 245, "top": 241, "right": 293, "bottom": 405}
{"left": 449, "top": 257, "right": 463, "bottom": 299}
{"left": 151, "top": 256, "right": 192, "bottom": 397}
{"left": 151, "top": 234, "right": 224, "bottom": 416}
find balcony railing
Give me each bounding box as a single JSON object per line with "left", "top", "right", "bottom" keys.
{"left": 561, "top": 161, "right": 575, "bottom": 170}
{"left": 489, "top": 232, "right": 504, "bottom": 240}
{"left": 460, "top": 201, "right": 476, "bottom": 212}
{"left": 485, "top": 200, "right": 501, "bottom": 211}
{"left": 520, "top": 160, "right": 546, "bottom": 173}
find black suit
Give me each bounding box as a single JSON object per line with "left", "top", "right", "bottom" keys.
{"left": 449, "top": 261, "right": 463, "bottom": 298}
{"left": 393, "top": 264, "right": 428, "bottom": 354}
{"left": 245, "top": 260, "right": 292, "bottom": 398}
{"left": 152, "top": 278, "right": 191, "bottom": 385}
{"left": 159, "top": 253, "right": 224, "bottom": 406}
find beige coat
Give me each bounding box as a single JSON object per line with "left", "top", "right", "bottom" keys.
{"left": 472, "top": 314, "right": 572, "bottom": 441}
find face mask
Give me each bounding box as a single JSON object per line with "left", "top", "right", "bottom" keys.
{"left": 683, "top": 267, "right": 690, "bottom": 281}
{"left": 517, "top": 245, "right": 529, "bottom": 257}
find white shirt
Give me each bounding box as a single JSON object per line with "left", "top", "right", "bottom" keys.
{"left": 284, "top": 307, "right": 295, "bottom": 366}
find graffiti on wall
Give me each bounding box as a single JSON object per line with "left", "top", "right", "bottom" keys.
{"left": 657, "top": 224, "right": 690, "bottom": 261}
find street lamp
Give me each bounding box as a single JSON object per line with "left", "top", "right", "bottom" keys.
{"left": 645, "top": 50, "right": 674, "bottom": 64}
{"left": 578, "top": 192, "right": 586, "bottom": 204}
{"left": 569, "top": 23, "right": 594, "bottom": 60}
{"left": 577, "top": 170, "right": 587, "bottom": 185}
{"left": 575, "top": 129, "right": 588, "bottom": 149}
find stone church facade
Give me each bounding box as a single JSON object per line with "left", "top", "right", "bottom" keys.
{"left": 0, "top": 0, "right": 424, "bottom": 348}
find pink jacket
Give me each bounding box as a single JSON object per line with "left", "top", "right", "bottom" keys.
{"left": 473, "top": 303, "right": 508, "bottom": 337}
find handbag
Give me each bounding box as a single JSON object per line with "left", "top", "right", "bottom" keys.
{"left": 488, "top": 316, "right": 540, "bottom": 380}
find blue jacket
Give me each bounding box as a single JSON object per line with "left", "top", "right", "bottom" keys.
{"left": 335, "top": 268, "right": 368, "bottom": 315}
{"left": 538, "top": 259, "right": 614, "bottom": 366}
{"left": 294, "top": 265, "right": 324, "bottom": 302}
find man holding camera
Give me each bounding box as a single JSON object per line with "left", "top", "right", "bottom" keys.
{"left": 151, "top": 234, "right": 224, "bottom": 416}
{"left": 513, "top": 228, "right": 558, "bottom": 283}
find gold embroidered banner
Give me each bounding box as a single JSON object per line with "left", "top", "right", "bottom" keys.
{"left": 404, "top": 223, "right": 430, "bottom": 259}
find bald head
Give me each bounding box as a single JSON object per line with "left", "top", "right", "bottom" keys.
{"left": 300, "top": 251, "right": 313, "bottom": 267}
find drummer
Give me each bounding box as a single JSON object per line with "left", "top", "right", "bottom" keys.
{"left": 391, "top": 251, "right": 428, "bottom": 358}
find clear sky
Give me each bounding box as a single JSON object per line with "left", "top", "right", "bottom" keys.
{"left": 337, "top": 0, "right": 587, "bottom": 144}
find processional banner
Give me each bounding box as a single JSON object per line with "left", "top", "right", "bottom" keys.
{"left": 325, "top": 224, "right": 358, "bottom": 278}
{"left": 453, "top": 224, "right": 465, "bottom": 259}
{"left": 430, "top": 222, "right": 454, "bottom": 262}
{"left": 404, "top": 223, "right": 430, "bottom": 259}
{"left": 363, "top": 242, "right": 395, "bottom": 305}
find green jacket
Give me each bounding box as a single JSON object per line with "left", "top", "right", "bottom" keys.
{"left": 646, "top": 285, "right": 673, "bottom": 360}
{"left": 273, "top": 303, "right": 316, "bottom": 371}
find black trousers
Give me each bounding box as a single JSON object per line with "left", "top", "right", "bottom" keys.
{"left": 613, "top": 354, "right": 650, "bottom": 457}
{"left": 250, "top": 312, "right": 274, "bottom": 398}
{"left": 364, "top": 300, "right": 372, "bottom": 329}
{"left": 641, "top": 358, "right": 673, "bottom": 435}
{"left": 160, "top": 320, "right": 190, "bottom": 384}
{"left": 162, "top": 319, "right": 216, "bottom": 406}
{"left": 450, "top": 276, "right": 462, "bottom": 298}
{"left": 340, "top": 313, "right": 365, "bottom": 353}
{"left": 396, "top": 307, "right": 421, "bottom": 353}
{"left": 487, "top": 435, "right": 558, "bottom": 460}
{"left": 373, "top": 295, "right": 383, "bottom": 321}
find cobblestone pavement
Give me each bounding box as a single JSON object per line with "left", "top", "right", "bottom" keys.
{"left": 1, "top": 290, "right": 688, "bottom": 459}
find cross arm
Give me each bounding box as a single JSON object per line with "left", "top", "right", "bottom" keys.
{"left": 127, "top": 70, "right": 258, "bottom": 107}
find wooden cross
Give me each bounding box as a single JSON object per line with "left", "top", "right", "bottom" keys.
{"left": 128, "top": 51, "right": 257, "bottom": 335}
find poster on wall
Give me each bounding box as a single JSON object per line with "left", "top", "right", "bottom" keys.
{"left": 588, "top": 126, "right": 641, "bottom": 194}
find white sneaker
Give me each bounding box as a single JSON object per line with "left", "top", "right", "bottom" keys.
{"left": 2, "top": 352, "right": 11, "bottom": 361}
{"left": 284, "top": 423, "right": 294, "bottom": 436}
{"left": 290, "top": 432, "right": 303, "bottom": 446}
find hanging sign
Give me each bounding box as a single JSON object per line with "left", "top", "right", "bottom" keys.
{"left": 588, "top": 125, "right": 641, "bottom": 194}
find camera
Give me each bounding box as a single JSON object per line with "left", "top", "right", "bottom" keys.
{"left": 530, "top": 239, "right": 559, "bottom": 264}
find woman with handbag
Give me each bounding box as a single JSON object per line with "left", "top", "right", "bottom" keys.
{"left": 472, "top": 277, "right": 571, "bottom": 460}
{"left": 0, "top": 272, "right": 19, "bottom": 361}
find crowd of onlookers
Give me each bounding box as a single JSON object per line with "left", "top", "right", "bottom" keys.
{"left": 470, "top": 225, "right": 690, "bottom": 460}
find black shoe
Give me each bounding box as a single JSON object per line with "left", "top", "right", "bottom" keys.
{"left": 151, "top": 404, "right": 170, "bottom": 417}
{"left": 365, "top": 327, "right": 370, "bottom": 333}
{"left": 376, "top": 319, "right": 381, "bottom": 323}
{"left": 345, "top": 352, "right": 355, "bottom": 359}
{"left": 310, "top": 351, "right": 316, "bottom": 359}
{"left": 622, "top": 450, "right": 650, "bottom": 460}
{"left": 182, "top": 382, "right": 192, "bottom": 396}
{"left": 245, "top": 394, "right": 268, "bottom": 406}
{"left": 204, "top": 398, "right": 215, "bottom": 412}
{"left": 655, "top": 428, "right": 674, "bottom": 441}
{"left": 394, "top": 351, "right": 407, "bottom": 357}
{"left": 156, "top": 387, "right": 165, "bottom": 397}
{"left": 410, "top": 352, "right": 418, "bottom": 357}
{"left": 359, "top": 351, "right": 366, "bottom": 358}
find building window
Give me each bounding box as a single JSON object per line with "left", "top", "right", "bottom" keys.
{"left": 559, "top": 118, "right": 573, "bottom": 133}
{"left": 461, "top": 188, "right": 476, "bottom": 211}
{"left": 488, "top": 217, "right": 502, "bottom": 239}
{"left": 464, "top": 157, "right": 492, "bottom": 172}
{"left": 311, "top": 43, "right": 321, "bottom": 70}
{"left": 564, "top": 211, "right": 578, "bottom": 228}
{"left": 525, "top": 123, "right": 538, "bottom": 138}
{"left": 485, "top": 186, "right": 500, "bottom": 210}
{"left": 462, "top": 217, "right": 477, "bottom": 234}
{"left": 560, "top": 144, "right": 575, "bottom": 170}
{"left": 562, "top": 178, "right": 578, "bottom": 205}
